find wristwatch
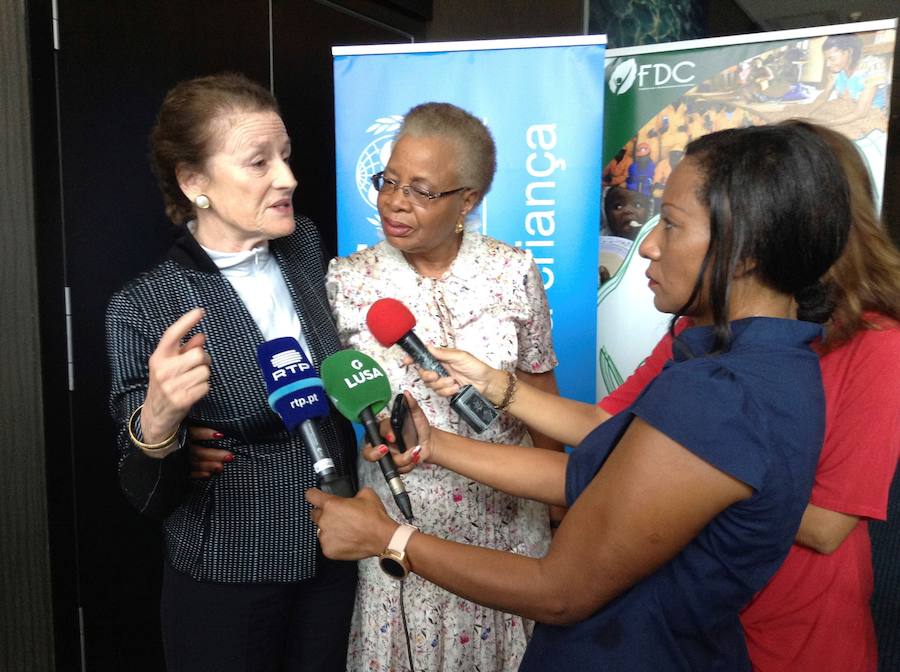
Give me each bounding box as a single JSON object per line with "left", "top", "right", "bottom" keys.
{"left": 378, "top": 524, "right": 417, "bottom": 580}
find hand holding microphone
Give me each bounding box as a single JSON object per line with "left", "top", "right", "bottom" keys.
{"left": 366, "top": 298, "right": 499, "bottom": 433}
{"left": 402, "top": 346, "right": 510, "bottom": 407}
{"left": 257, "top": 337, "right": 356, "bottom": 499}
{"left": 306, "top": 487, "right": 399, "bottom": 561}
{"left": 361, "top": 391, "right": 434, "bottom": 473}
{"left": 321, "top": 349, "right": 414, "bottom": 521}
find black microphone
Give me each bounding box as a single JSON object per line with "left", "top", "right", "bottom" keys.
{"left": 366, "top": 297, "right": 499, "bottom": 434}
{"left": 257, "top": 337, "right": 355, "bottom": 498}
{"left": 320, "top": 349, "right": 414, "bottom": 522}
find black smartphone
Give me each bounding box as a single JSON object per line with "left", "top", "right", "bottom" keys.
{"left": 390, "top": 393, "right": 419, "bottom": 453}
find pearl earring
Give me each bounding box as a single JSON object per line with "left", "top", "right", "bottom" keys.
{"left": 194, "top": 194, "right": 211, "bottom": 209}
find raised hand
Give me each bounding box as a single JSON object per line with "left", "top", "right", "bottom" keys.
{"left": 141, "top": 308, "right": 211, "bottom": 443}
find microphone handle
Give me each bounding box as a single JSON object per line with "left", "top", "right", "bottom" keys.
{"left": 397, "top": 331, "right": 498, "bottom": 434}
{"left": 298, "top": 420, "right": 338, "bottom": 479}
{"left": 298, "top": 419, "right": 356, "bottom": 498}
{"left": 397, "top": 331, "right": 451, "bottom": 377}
{"left": 359, "top": 406, "right": 414, "bottom": 522}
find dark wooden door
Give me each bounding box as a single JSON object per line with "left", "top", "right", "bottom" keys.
{"left": 48, "top": 3, "right": 270, "bottom": 669}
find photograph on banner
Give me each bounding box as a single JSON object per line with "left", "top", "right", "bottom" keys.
{"left": 332, "top": 38, "right": 606, "bottom": 403}
{"left": 596, "top": 20, "right": 896, "bottom": 399}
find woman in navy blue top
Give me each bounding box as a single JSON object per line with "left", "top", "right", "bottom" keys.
{"left": 307, "top": 123, "right": 851, "bottom": 671}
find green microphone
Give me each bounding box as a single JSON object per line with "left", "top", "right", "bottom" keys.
{"left": 321, "top": 349, "right": 414, "bottom": 521}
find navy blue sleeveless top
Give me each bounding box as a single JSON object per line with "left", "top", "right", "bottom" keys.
{"left": 520, "top": 318, "right": 824, "bottom": 671}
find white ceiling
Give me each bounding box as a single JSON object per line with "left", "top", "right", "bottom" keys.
{"left": 735, "top": 0, "right": 898, "bottom": 30}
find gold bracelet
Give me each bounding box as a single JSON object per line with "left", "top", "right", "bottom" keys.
{"left": 496, "top": 370, "right": 518, "bottom": 411}
{"left": 128, "top": 404, "right": 180, "bottom": 451}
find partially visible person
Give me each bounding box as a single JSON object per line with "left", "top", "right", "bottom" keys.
{"left": 602, "top": 146, "right": 631, "bottom": 187}
{"left": 309, "top": 123, "right": 851, "bottom": 670}
{"left": 738, "top": 121, "right": 900, "bottom": 672}
{"left": 807, "top": 34, "right": 890, "bottom": 126}
{"left": 686, "top": 110, "right": 712, "bottom": 140}
{"left": 742, "top": 57, "right": 775, "bottom": 102}
{"left": 652, "top": 148, "right": 683, "bottom": 200}
{"left": 423, "top": 120, "right": 900, "bottom": 672}
{"left": 106, "top": 73, "right": 357, "bottom": 672}
{"left": 625, "top": 141, "right": 655, "bottom": 194}
{"left": 326, "top": 102, "right": 563, "bottom": 672}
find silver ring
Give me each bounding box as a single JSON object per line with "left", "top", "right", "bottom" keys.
{"left": 316, "top": 527, "right": 321, "bottom": 537}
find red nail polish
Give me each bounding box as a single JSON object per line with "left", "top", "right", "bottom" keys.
{"left": 386, "top": 432, "right": 395, "bottom": 443}
{"left": 378, "top": 444, "right": 389, "bottom": 455}
{"left": 411, "top": 447, "right": 421, "bottom": 464}
{"left": 224, "top": 453, "right": 234, "bottom": 463}
{"left": 212, "top": 432, "right": 225, "bottom": 439}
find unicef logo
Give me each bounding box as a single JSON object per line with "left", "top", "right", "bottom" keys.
{"left": 355, "top": 115, "right": 403, "bottom": 226}
{"left": 608, "top": 59, "right": 637, "bottom": 95}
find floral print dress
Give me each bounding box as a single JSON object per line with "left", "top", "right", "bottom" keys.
{"left": 326, "top": 231, "right": 558, "bottom": 672}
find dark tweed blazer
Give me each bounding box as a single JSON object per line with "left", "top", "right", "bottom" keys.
{"left": 106, "top": 216, "right": 357, "bottom": 583}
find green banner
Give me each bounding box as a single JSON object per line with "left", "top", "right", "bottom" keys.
{"left": 596, "top": 20, "right": 897, "bottom": 399}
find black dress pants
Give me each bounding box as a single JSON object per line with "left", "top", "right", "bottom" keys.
{"left": 161, "top": 552, "right": 357, "bottom": 672}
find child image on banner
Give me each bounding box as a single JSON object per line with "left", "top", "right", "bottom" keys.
{"left": 599, "top": 185, "right": 652, "bottom": 285}
{"left": 597, "top": 95, "right": 763, "bottom": 288}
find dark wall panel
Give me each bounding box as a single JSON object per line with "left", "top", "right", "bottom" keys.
{"left": 2, "top": 0, "right": 55, "bottom": 669}
{"left": 273, "top": 0, "right": 413, "bottom": 257}
{"left": 427, "top": 0, "right": 583, "bottom": 41}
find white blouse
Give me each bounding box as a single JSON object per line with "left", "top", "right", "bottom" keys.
{"left": 196, "top": 234, "right": 312, "bottom": 357}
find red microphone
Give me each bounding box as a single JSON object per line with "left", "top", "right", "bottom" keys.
{"left": 367, "top": 298, "right": 499, "bottom": 433}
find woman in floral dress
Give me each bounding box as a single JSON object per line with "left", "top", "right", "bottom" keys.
{"left": 326, "top": 102, "right": 562, "bottom": 672}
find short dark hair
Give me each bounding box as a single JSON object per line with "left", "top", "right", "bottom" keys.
{"left": 149, "top": 72, "right": 279, "bottom": 224}
{"left": 822, "top": 34, "right": 863, "bottom": 71}
{"left": 674, "top": 123, "right": 850, "bottom": 352}
{"left": 397, "top": 102, "right": 496, "bottom": 204}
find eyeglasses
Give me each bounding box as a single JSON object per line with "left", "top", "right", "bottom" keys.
{"left": 371, "top": 171, "right": 467, "bottom": 207}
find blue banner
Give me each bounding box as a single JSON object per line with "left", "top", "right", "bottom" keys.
{"left": 333, "top": 37, "right": 607, "bottom": 403}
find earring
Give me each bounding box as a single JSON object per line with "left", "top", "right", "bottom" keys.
{"left": 455, "top": 215, "right": 465, "bottom": 234}
{"left": 194, "top": 194, "right": 211, "bottom": 209}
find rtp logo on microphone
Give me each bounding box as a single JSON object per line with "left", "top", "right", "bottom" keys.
{"left": 270, "top": 349, "right": 311, "bottom": 380}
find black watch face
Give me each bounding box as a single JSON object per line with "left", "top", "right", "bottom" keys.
{"left": 379, "top": 555, "right": 407, "bottom": 579}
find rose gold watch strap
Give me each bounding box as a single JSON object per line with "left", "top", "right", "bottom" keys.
{"left": 387, "top": 523, "right": 417, "bottom": 554}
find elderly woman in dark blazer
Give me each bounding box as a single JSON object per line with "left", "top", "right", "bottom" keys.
{"left": 105, "top": 73, "right": 357, "bottom": 672}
